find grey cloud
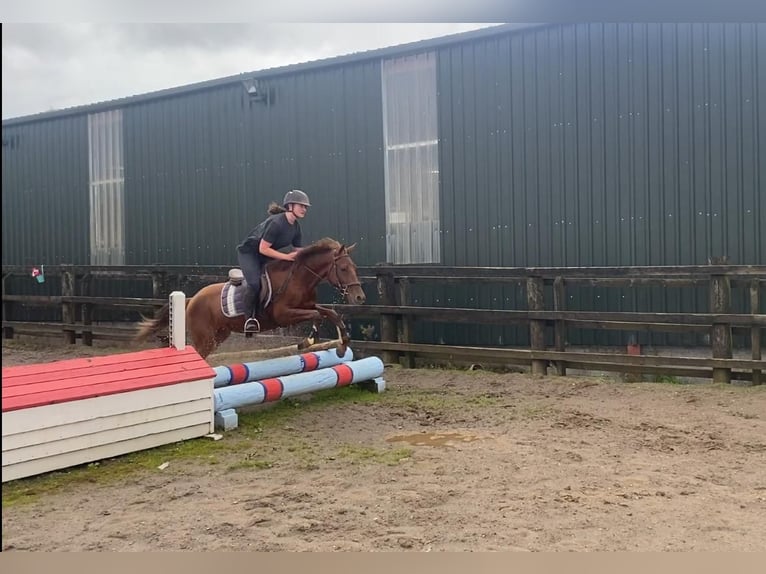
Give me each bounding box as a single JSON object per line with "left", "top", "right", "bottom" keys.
{"left": 2, "top": 23, "right": 497, "bottom": 119}
{"left": 1, "top": 1, "right": 508, "bottom": 22}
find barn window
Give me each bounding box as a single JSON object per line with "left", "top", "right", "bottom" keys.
{"left": 88, "top": 109, "right": 125, "bottom": 265}
{"left": 381, "top": 52, "right": 440, "bottom": 264}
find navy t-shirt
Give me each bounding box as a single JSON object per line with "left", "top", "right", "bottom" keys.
{"left": 237, "top": 213, "right": 302, "bottom": 263}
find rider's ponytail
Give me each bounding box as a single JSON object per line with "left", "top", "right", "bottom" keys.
{"left": 268, "top": 201, "right": 287, "bottom": 215}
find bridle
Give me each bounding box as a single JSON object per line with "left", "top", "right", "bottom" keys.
{"left": 329, "top": 253, "right": 362, "bottom": 298}
{"left": 301, "top": 252, "right": 361, "bottom": 299}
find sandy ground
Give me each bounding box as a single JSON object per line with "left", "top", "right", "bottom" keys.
{"left": 2, "top": 335, "right": 765, "bottom": 552}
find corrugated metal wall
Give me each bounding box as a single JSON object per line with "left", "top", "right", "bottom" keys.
{"left": 430, "top": 22, "right": 765, "bottom": 347}
{"left": 2, "top": 116, "right": 90, "bottom": 265}
{"left": 438, "top": 22, "right": 765, "bottom": 268}
{"left": 123, "top": 60, "right": 386, "bottom": 267}
{"left": 4, "top": 24, "right": 762, "bottom": 271}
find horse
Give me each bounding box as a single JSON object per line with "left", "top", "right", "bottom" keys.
{"left": 135, "top": 238, "right": 366, "bottom": 359}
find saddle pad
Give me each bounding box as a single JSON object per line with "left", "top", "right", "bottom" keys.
{"left": 220, "top": 273, "right": 275, "bottom": 318}
{"left": 221, "top": 282, "right": 248, "bottom": 318}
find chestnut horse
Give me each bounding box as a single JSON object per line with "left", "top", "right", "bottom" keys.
{"left": 135, "top": 238, "right": 366, "bottom": 359}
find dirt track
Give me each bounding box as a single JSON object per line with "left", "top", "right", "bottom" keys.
{"left": 2, "top": 337, "right": 765, "bottom": 551}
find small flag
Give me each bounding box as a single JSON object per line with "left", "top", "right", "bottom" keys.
{"left": 31, "top": 265, "right": 45, "bottom": 283}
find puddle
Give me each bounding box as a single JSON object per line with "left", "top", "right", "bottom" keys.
{"left": 386, "top": 432, "right": 483, "bottom": 448}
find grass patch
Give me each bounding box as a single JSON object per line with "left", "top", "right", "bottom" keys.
{"left": 335, "top": 445, "right": 414, "bottom": 466}
{"left": 227, "top": 459, "right": 274, "bottom": 472}
{"left": 465, "top": 394, "right": 505, "bottom": 407}
{"left": 285, "top": 439, "right": 323, "bottom": 470}
{"left": 235, "top": 387, "right": 383, "bottom": 435}
{"left": 518, "top": 403, "right": 556, "bottom": 419}
{"left": 377, "top": 387, "right": 504, "bottom": 412}
{"left": 1, "top": 435, "right": 225, "bottom": 508}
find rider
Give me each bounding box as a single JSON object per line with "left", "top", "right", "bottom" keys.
{"left": 236, "top": 189, "right": 311, "bottom": 333}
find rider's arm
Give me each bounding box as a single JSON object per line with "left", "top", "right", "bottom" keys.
{"left": 259, "top": 239, "right": 297, "bottom": 261}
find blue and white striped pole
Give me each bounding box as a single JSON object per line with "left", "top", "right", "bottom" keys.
{"left": 214, "top": 356, "right": 385, "bottom": 413}
{"left": 212, "top": 347, "right": 354, "bottom": 388}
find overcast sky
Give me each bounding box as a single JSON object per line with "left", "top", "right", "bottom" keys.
{"left": 2, "top": 23, "right": 500, "bottom": 120}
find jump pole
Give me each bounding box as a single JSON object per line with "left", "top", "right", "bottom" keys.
{"left": 209, "top": 337, "right": 346, "bottom": 364}
{"left": 212, "top": 347, "right": 355, "bottom": 388}
{"left": 213, "top": 356, "right": 386, "bottom": 430}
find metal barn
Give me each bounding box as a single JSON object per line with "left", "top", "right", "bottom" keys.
{"left": 3, "top": 23, "right": 764, "bottom": 270}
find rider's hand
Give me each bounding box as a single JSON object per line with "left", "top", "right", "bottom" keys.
{"left": 285, "top": 251, "right": 298, "bottom": 262}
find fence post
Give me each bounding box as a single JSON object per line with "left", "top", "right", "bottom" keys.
{"left": 2, "top": 273, "right": 13, "bottom": 340}
{"left": 398, "top": 278, "right": 415, "bottom": 368}
{"left": 81, "top": 273, "right": 93, "bottom": 346}
{"left": 527, "top": 275, "right": 547, "bottom": 376}
{"left": 377, "top": 270, "right": 399, "bottom": 365}
{"left": 61, "top": 266, "right": 76, "bottom": 345}
{"left": 709, "top": 270, "right": 732, "bottom": 384}
{"left": 553, "top": 276, "right": 567, "bottom": 376}
{"left": 151, "top": 271, "right": 168, "bottom": 299}
{"left": 752, "top": 280, "right": 762, "bottom": 386}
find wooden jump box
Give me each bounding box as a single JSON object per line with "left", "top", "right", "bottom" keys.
{"left": 2, "top": 347, "right": 216, "bottom": 482}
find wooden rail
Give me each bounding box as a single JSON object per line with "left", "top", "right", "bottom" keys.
{"left": 2, "top": 263, "right": 764, "bottom": 384}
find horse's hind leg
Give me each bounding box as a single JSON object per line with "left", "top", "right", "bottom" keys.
{"left": 214, "top": 328, "right": 231, "bottom": 349}
{"left": 189, "top": 330, "right": 217, "bottom": 360}
{"left": 186, "top": 305, "right": 220, "bottom": 360}
{"left": 190, "top": 323, "right": 231, "bottom": 360}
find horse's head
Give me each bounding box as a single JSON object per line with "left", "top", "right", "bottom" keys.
{"left": 292, "top": 239, "right": 366, "bottom": 305}
{"left": 328, "top": 243, "right": 366, "bottom": 305}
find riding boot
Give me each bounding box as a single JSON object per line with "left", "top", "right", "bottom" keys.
{"left": 243, "top": 287, "right": 260, "bottom": 333}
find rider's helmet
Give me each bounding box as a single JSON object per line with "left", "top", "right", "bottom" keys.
{"left": 283, "top": 189, "right": 311, "bottom": 209}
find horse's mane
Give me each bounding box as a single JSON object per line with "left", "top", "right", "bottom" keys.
{"left": 296, "top": 238, "right": 341, "bottom": 262}
{"left": 267, "top": 238, "right": 341, "bottom": 272}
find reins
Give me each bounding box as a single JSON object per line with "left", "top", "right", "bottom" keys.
{"left": 271, "top": 250, "right": 360, "bottom": 301}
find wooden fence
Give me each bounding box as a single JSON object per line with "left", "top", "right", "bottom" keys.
{"left": 2, "top": 263, "right": 765, "bottom": 384}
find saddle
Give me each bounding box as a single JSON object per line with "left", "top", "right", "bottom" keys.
{"left": 220, "top": 268, "right": 274, "bottom": 318}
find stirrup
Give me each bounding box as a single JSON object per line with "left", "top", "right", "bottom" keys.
{"left": 243, "top": 317, "right": 261, "bottom": 333}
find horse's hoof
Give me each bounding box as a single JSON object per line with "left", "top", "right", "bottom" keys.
{"left": 297, "top": 339, "right": 311, "bottom": 351}
{"left": 336, "top": 344, "right": 347, "bottom": 358}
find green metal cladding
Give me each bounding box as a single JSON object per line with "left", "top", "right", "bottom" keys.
{"left": 3, "top": 23, "right": 763, "bottom": 269}
{"left": 438, "top": 23, "right": 764, "bottom": 268}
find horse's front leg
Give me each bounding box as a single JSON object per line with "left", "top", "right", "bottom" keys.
{"left": 274, "top": 308, "right": 326, "bottom": 351}
{"left": 276, "top": 306, "right": 349, "bottom": 357}
{"left": 297, "top": 309, "right": 344, "bottom": 351}
{"left": 313, "top": 305, "right": 351, "bottom": 356}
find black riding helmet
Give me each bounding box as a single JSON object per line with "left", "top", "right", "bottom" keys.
{"left": 283, "top": 189, "right": 311, "bottom": 208}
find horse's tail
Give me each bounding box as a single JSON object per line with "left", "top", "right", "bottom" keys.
{"left": 134, "top": 303, "right": 172, "bottom": 343}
